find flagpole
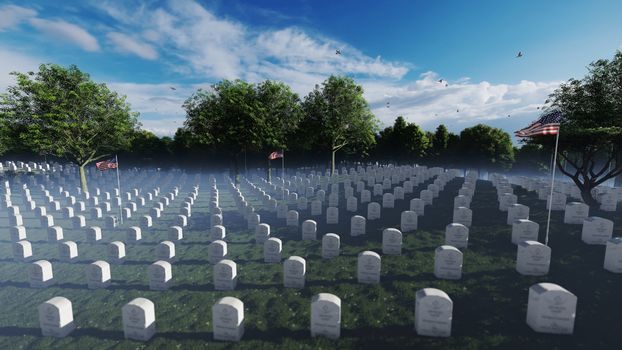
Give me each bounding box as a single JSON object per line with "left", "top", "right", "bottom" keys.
{"left": 115, "top": 154, "right": 124, "bottom": 225}
{"left": 544, "top": 130, "right": 561, "bottom": 246}
{"left": 281, "top": 149, "right": 285, "bottom": 201}
{"left": 268, "top": 158, "right": 272, "bottom": 183}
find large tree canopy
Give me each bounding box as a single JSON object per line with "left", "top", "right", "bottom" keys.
{"left": 536, "top": 51, "right": 622, "bottom": 206}
{"left": 460, "top": 124, "right": 514, "bottom": 169}
{"left": 376, "top": 116, "right": 429, "bottom": 162}
{"left": 0, "top": 63, "right": 139, "bottom": 191}
{"left": 300, "top": 75, "right": 378, "bottom": 174}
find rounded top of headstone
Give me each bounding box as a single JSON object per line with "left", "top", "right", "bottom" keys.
{"left": 151, "top": 260, "right": 172, "bottom": 269}
{"left": 530, "top": 282, "right": 574, "bottom": 295}
{"left": 312, "top": 293, "right": 341, "bottom": 306}
{"left": 61, "top": 240, "right": 77, "bottom": 248}
{"left": 303, "top": 219, "right": 317, "bottom": 226}
{"left": 216, "top": 259, "right": 236, "bottom": 268}
{"left": 128, "top": 226, "right": 141, "bottom": 232}
{"left": 215, "top": 296, "right": 244, "bottom": 310}
{"left": 286, "top": 256, "right": 306, "bottom": 264}
{"left": 211, "top": 240, "right": 227, "bottom": 246}
{"left": 33, "top": 259, "right": 52, "bottom": 268}
{"left": 125, "top": 297, "right": 155, "bottom": 311}
{"left": 359, "top": 250, "right": 381, "bottom": 259}
{"left": 518, "top": 240, "right": 546, "bottom": 248}
{"left": 266, "top": 237, "right": 282, "bottom": 244}
{"left": 416, "top": 287, "right": 451, "bottom": 301}
{"left": 446, "top": 223, "right": 467, "bottom": 229}
{"left": 436, "top": 245, "right": 461, "bottom": 253}
{"left": 383, "top": 228, "right": 402, "bottom": 235}
{"left": 42, "top": 296, "right": 72, "bottom": 311}
{"left": 324, "top": 233, "right": 340, "bottom": 239}
{"left": 159, "top": 240, "right": 175, "bottom": 248}
{"left": 91, "top": 260, "right": 109, "bottom": 268}
{"left": 110, "top": 241, "right": 125, "bottom": 247}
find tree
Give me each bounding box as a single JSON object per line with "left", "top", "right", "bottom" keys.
{"left": 183, "top": 80, "right": 266, "bottom": 182}
{"left": 376, "top": 116, "right": 429, "bottom": 162}
{"left": 256, "top": 80, "right": 302, "bottom": 151}
{"left": 459, "top": 124, "right": 514, "bottom": 170}
{"left": 433, "top": 124, "right": 449, "bottom": 154}
{"left": 535, "top": 51, "right": 622, "bottom": 206}
{"left": 0, "top": 64, "right": 139, "bottom": 191}
{"left": 300, "top": 76, "right": 379, "bottom": 174}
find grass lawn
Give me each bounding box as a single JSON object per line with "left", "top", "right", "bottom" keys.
{"left": 0, "top": 174, "right": 621, "bottom": 349}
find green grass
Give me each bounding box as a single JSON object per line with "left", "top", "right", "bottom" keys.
{"left": 0, "top": 175, "right": 621, "bottom": 350}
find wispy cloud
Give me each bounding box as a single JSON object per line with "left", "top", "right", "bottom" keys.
{"left": 29, "top": 18, "right": 100, "bottom": 52}
{"left": 0, "top": 4, "right": 37, "bottom": 31}
{"left": 106, "top": 32, "right": 158, "bottom": 60}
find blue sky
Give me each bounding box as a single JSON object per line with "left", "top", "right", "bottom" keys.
{"left": 1, "top": 0, "right": 621, "bottom": 141}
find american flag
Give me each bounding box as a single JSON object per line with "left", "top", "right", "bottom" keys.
{"left": 515, "top": 110, "right": 563, "bottom": 138}
{"left": 96, "top": 158, "right": 118, "bottom": 171}
{"left": 268, "top": 151, "right": 283, "bottom": 160}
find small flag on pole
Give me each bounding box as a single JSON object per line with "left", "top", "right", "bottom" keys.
{"left": 515, "top": 110, "right": 563, "bottom": 138}
{"left": 268, "top": 151, "right": 284, "bottom": 160}
{"left": 96, "top": 158, "right": 118, "bottom": 171}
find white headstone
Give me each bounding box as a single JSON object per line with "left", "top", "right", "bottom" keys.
{"left": 310, "top": 293, "right": 341, "bottom": 340}
{"left": 322, "top": 233, "right": 340, "bottom": 259}
{"left": 516, "top": 240, "right": 551, "bottom": 276}
{"left": 382, "top": 228, "right": 403, "bottom": 255}
{"left": 214, "top": 259, "right": 237, "bottom": 291}
{"left": 30, "top": 260, "right": 54, "bottom": 288}
{"left": 452, "top": 207, "right": 473, "bottom": 227}
{"left": 126, "top": 227, "right": 142, "bottom": 243}
{"left": 350, "top": 215, "right": 366, "bottom": 236}
{"left": 507, "top": 204, "right": 530, "bottom": 225}
{"left": 302, "top": 220, "right": 317, "bottom": 240}
{"left": 581, "top": 217, "right": 614, "bottom": 245}
{"left": 283, "top": 256, "right": 306, "bottom": 288}
{"left": 58, "top": 241, "right": 78, "bottom": 263}
{"left": 367, "top": 202, "right": 381, "bottom": 220}
{"left": 86, "top": 260, "right": 111, "bottom": 289}
{"left": 108, "top": 241, "right": 126, "bottom": 264}
{"left": 563, "top": 202, "right": 589, "bottom": 224}
{"left": 38, "top": 297, "right": 75, "bottom": 337}
{"left": 357, "top": 251, "right": 381, "bottom": 284}
{"left": 255, "top": 223, "right": 270, "bottom": 244}
{"left": 445, "top": 223, "right": 469, "bottom": 248}
{"left": 122, "top": 298, "right": 156, "bottom": 341}
{"left": 168, "top": 226, "right": 183, "bottom": 241}
{"left": 264, "top": 237, "right": 282, "bottom": 263}
{"left": 211, "top": 225, "right": 226, "bottom": 241}
{"left": 212, "top": 297, "right": 244, "bottom": 342}
{"left": 526, "top": 283, "right": 577, "bottom": 334}
{"left": 434, "top": 245, "right": 463, "bottom": 280}
{"left": 326, "top": 206, "right": 339, "bottom": 224}
{"left": 415, "top": 288, "right": 453, "bottom": 337}
{"left": 604, "top": 237, "right": 622, "bottom": 273}
{"left": 209, "top": 240, "right": 228, "bottom": 264}
{"left": 148, "top": 260, "right": 172, "bottom": 290}
{"left": 156, "top": 241, "right": 176, "bottom": 262}
{"left": 511, "top": 220, "right": 539, "bottom": 244}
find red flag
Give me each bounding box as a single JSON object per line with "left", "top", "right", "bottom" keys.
{"left": 268, "top": 151, "right": 283, "bottom": 160}
{"left": 96, "top": 158, "right": 118, "bottom": 171}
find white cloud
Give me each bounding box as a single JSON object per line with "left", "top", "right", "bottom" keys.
{"left": 0, "top": 46, "right": 41, "bottom": 91}
{"left": 0, "top": 4, "right": 37, "bottom": 31}
{"left": 107, "top": 32, "right": 158, "bottom": 60}
{"left": 29, "top": 18, "right": 100, "bottom": 52}
{"left": 365, "top": 72, "right": 560, "bottom": 130}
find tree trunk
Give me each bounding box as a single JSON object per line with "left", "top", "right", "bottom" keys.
{"left": 79, "top": 164, "right": 88, "bottom": 193}
{"left": 331, "top": 149, "right": 336, "bottom": 176}
{"left": 580, "top": 185, "right": 600, "bottom": 208}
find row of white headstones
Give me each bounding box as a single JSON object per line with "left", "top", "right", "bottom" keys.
{"left": 7, "top": 165, "right": 620, "bottom": 342}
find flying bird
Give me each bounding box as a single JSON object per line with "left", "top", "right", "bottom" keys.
{"left": 445, "top": 83, "right": 449, "bottom": 87}
{"left": 507, "top": 114, "right": 511, "bottom": 118}
{"left": 335, "top": 49, "right": 342, "bottom": 55}
{"left": 169, "top": 86, "right": 177, "bottom": 90}
{"left": 456, "top": 109, "right": 459, "bottom": 113}
{"left": 516, "top": 51, "right": 523, "bottom": 58}
{"left": 438, "top": 79, "right": 444, "bottom": 83}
